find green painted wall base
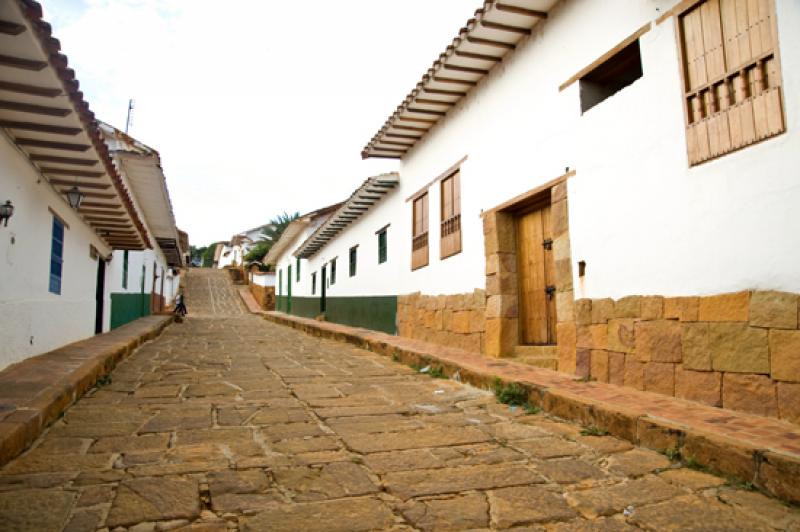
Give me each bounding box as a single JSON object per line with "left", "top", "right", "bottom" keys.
{"left": 110, "top": 293, "right": 151, "bottom": 329}
{"left": 275, "top": 295, "right": 397, "bottom": 335}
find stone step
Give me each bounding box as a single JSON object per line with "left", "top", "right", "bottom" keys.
{"left": 511, "top": 345, "right": 558, "bottom": 370}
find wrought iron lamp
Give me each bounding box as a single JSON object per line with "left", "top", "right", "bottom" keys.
{"left": 0, "top": 200, "right": 13, "bottom": 227}
{"left": 65, "top": 186, "right": 84, "bottom": 210}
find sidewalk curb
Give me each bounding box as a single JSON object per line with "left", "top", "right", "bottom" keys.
{"left": 262, "top": 310, "right": 800, "bottom": 503}
{"left": 0, "top": 315, "right": 173, "bottom": 468}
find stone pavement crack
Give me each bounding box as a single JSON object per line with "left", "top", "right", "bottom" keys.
{"left": 0, "top": 268, "right": 797, "bottom": 531}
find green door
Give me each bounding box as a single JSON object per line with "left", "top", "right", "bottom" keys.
{"left": 287, "top": 264, "right": 292, "bottom": 314}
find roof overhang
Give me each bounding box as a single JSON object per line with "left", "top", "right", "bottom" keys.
{"left": 362, "top": 0, "right": 556, "bottom": 159}
{"left": 0, "top": 0, "right": 150, "bottom": 250}
{"left": 295, "top": 173, "right": 399, "bottom": 259}
{"left": 262, "top": 219, "right": 310, "bottom": 266}
{"left": 99, "top": 122, "right": 184, "bottom": 266}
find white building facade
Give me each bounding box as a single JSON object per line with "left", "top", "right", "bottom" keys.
{"left": 278, "top": 0, "right": 800, "bottom": 424}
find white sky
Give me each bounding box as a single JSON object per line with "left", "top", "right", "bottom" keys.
{"left": 40, "top": 0, "right": 480, "bottom": 247}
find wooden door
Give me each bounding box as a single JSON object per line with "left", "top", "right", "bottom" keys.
{"left": 516, "top": 204, "right": 557, "bottom": 345}
{"left": 320, "top": 265, "right": 327, "bottom": 313}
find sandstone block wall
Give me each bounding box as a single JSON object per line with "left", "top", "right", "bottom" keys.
{"left": 574, "top": 290, "right": 800, "bottom": 425}
{"left": 397, "top": 290, "right": 486, "bottom": 354}
{"left": 249, "top": 284, "right": 276, "bottom": 311}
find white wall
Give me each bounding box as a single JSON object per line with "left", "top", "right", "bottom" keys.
{"left": 107, "top": 248, "right": 180, "bottom": 306}
{"left": 251, "top": 272, "right": 275, "bottom": 287}
{"left": 356, "top": 0, "right": 800, "bottom": 299}
{"left": 0, "top": 134, "right": 113, "bottom": 370}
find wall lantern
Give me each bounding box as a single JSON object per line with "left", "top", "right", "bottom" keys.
{"left": 65, "top": 186, "right": 84, "bottom": 210}
{"left": 0, "top": 200, "right": 13, "bottom": 227}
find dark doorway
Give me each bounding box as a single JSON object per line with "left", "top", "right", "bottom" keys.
{"left": 321, "top": 265, "right": 327, "bottom": 313}
{"left": 95, "top": 258, "right": 106, "bottom": 334}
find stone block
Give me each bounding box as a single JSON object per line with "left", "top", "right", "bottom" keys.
{"left": 575, "top": 299, "right": 592, "bottom": 325}
{"left": 681, "top": 432, "right": 757, "bottom": 484}
{"left": 607, "top": 319, "right": 636, "bottom": 354}
{"left": 450, "top": 312, "right": 471, "bottom": 334}
{"left": 590, "top": 350, "right": 609, "bottom": 383}
{"left": 636, "top": 417, "right": 687, "bottom": 453}
{"left": 551, "top": 199, "right": 569, "bottom": 236}
{"left": 591, "top": 298, "right": 615, "bottom": 324}
{"left": 635, "top": 320, "right": 682, "bottom": 363}
{"left": 709, "top": 323, "right": 769, "bottom": 374}
{"left": 722, "top": 373, "right": 778, "bottom": 418}
{"left": 485, "top": 254, "right": 500, "bottom": 275}
{"left": 608, "top": 352, "right": 625, "bottom": 386}
{"left": 577, "top": 324, "right": 607, "bottom": 350}
{"left": 482, "top": 211, "right": 496, "bottom": 236}
{"left": 556, "top": 322, "right": 577, "bottom": 374}
{"left": 486, "top": 295, "right": 518, "bottom": 319}
{"left": 437, "top": 294, "right": 448, "bottom": 310}
{"left": 484, "top": 213, "right": 515, "bottom": 255}
{"left": 769, "top": 330, "right": 800, "bottom": 382}
{"left": 674, "top": 366, "right": 722, "bottom": 407}
{"left": 554, "top": 258, "right": 573, "bottom": 292}
{"left": 750, "top": 291, "right": 798, "bottom": 329}
{"left": 473, "top": 288, "right": 487, "bottom": 309}
{"left": 624, "top": 356, "right": 645, "bottom": 390}
{"left": 664, "top": 296, "right": 699, "bottom": 321}
{"left": 644, "top": 362, "right": 675, "bottom": 396}
{"left": 681, "top": 323, "right": 711, "bottom": 370}
{"left": 614, "top": 296, "right": 641, "bottom": 318}
{"left": 776, "top": 382, "right": 800, "bottom": 425}
{"left": 469, "top": 311, "right": 485, "bottom": 334}
{"left": 486, "top": 273, "right": 517, "bottom": 297}
{"left": 553, "top": 234, "right": 571, "bottom": 261}
{"left": 485, "top": 318, "right": 517, "bottom": 358}
{"left": 575, "top": 349, "right": 591, "bottom": 378}
{"left": 556, "top": 291, "right": 574, "bottom": 323}
{"left": 640, "top": 296, "right": 664, "bottom": 320}
{"left": 757, "top": 451, "right": 800, "bottom": 504}
{"left": 698, "top": 291, "right": 750, "bottom": 322}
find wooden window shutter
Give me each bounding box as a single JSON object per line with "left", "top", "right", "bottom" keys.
{"left": 411, "top": 193, "right": 429, "bottom": 270}
{"left": 678, "top": 0, "right": 784, "bottom": 166}
{"left": 440, "top": 171, "right": 462, "bottom": 259}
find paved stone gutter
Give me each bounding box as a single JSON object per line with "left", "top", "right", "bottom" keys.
{"left": 263, "top": 310, "right": 800, "bottom": 503}
{"left": 0, "top": 315, "right": 173, "bottom": 467}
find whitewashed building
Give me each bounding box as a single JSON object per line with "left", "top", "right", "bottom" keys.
{"left": 276, "top": 0, "right": 800, "bottom": 423}
{"left": 0, "top": 2, "right": 155, "bottom": 369}
{"left": 99, "top": 123, "right": 185, "bottom": 328}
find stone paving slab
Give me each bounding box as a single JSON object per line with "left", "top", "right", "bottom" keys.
{"left": 263, "top": 309, "right": 800, "bottom": 503}
{"left": 0, "top": 269, "right": 797, "bottom": 530}
{"left": 0, "top": 314, "right": 172, "bottom": 468}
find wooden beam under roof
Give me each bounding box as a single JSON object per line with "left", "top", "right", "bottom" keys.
{"left": 432, "top": 76, "right": 477, "bottom": 86}
{"left": 90, "top": 223, "right": 132, "bottom": 230}
{"left": 406, "top": 107, "right": 446, "bottom": 116}
{"left": 363, "top": 154, "right": 401, "bottom": 159}
{"left": 385, "top": 132, "right": 422, "bottom": 139}
{"left": 379, "top": 140, "right": 414, "bottom": 147}
{"left": 390, "top": 124, "right": 429, "bottom": 132}
{"left": 56, "top": 189, "right": 115, "bottom": 199}
{"left": 0, "top": 100, "right": 71, "bottom": 117}
{"left": 442, "top": 64, "right": 490, "bottom": 75}
{"left": 397, "top": 116, "right": 436, "bottom": 125}
{"left": 48, "top": 179, "right": 110, "bottom": 189}
{"left": 414, "top": 98, "right": 453, "bottom": 106}
{"left": 0, "top": 20, "right": 26, "bottom": 35}
{"left": 14, "top": 137, "right": 90, "bottom": 151}
{"left": 495, "top": 3, "right": 548, "bottom": 18}
{"left": 454, "top": 50, "right": 502, "bottom": 61}
{"left": 30, "top": 154, "right": 98, "bottom": 166}
{"left": 41, "top": 168, "right": 104, "bottom": 178}
{"left": 81, "top": 201, "right": 121, "bottom": 209}
{"left": 373, "top": 146, "right": 406, "bottom": 153}
{"left": 79, "top": 208, "right": 123, "bottom": 216}
{"left": 479, "top": 20, "right": 532, "bottom": 35}
{"left": 0, "top": 120, "right": 82, "bottom": 135}
{"left": 0, "top": 54, "right": 47, "bottom": 71}
{"left": 466, "top": 36, "right": 516, "bottom": 49}
{"left": 0, "top": 80, "right": 61, "bottom": 97}
{"left": 421, "top": 87, "right": 467, "bottom": 96}
{"left": 84, "top": 215, "right": 127, "bottom": 222}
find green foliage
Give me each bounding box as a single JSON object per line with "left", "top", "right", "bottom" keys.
{"left": 201, "top": 243, "right": 219, "bottom": 267}
{"left": 96, "top": 374, "right": 112, "bottom": 387}
{"left": 580, "top": 426, "right": 609, "bottom": 437}
{"left": 524, "top": 403, "right": 542, "bottom": 415}
{"left": 665, "top": 447, "right": 682, "bottom": 461}
{"left": 244, "top": 241, "right": 270, "bottom": 263}
{"left": 189, "top": 245, "right": 207, "bottom": 265}
{"left": 684, "top": 455, "right": 710, "bottom": 472}
{"left": 261, "top": 212, "right": 300, "bottom": 246}
{"left": 428, "top": 366, "right": 446, "bottom": 379}
{"left": 575, "top": 375, "right": 597, "bottom": 383}
{"left": 493, "top": 379, "right": 529, "bottom": 406}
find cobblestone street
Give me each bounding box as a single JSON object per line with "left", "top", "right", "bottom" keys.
{"left": 0, "top": 269, "right": 798, "bottom": 531}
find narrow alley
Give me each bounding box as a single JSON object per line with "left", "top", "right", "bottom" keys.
{"left": 0, "top": 269, "right": 796, "bottom": 531}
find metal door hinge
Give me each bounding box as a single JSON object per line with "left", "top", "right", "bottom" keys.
{"left": 545, "top": 285, "right": 556, "bottom": 299}
{"left": 542, "top": 238, "right": 553, "bottom": 250}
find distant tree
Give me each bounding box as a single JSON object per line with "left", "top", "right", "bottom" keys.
{"left": 190, "top": 245, "right": 207, "bottom": 266}
{"left": 242, "top": 212, "right": 300, "bottom": 263}
{"left": 201, "top": 243, "right": 219, "bottom": 268}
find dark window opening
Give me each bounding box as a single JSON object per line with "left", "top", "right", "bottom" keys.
{"left": 311, "top": 272, "right": 316, "bottom": 295}
{"left": 378, "top": 229, "right": 387, "bottom": 264}
{"left": 349, "top": 246, "right": 357, "bottom": 277}
{"left": 330, "top": 258, "right": 337, "bottom": 284}
{"left": 296, "top": 257, "right": 300, "bottom": 282}
{"left": 579, "top": 39, "right": 642, "bottom": 113}
{"left": 49, "top": 216, "right": 64, "bottom": 295}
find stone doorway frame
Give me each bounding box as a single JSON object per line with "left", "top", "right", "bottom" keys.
{"left": 482, "top": 169, "right": 577, "bottom": 373}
